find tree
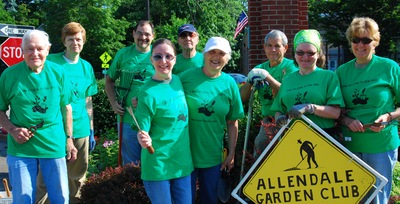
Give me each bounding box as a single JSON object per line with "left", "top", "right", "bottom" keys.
{"left": 309, "top": 0, "right": 400, "bottom": 63}
{"left": 41, "top": 0, "right": 130, "bottom": 74}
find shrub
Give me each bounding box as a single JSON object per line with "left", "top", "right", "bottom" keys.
{"left": 88, "top": 128, "right": 119, "bottom": 176}
{"left": 81, "top": 163, "right": 150, "bottom": 204}
{"left": 93, "top": 78, "right": 116, "bottom": 136}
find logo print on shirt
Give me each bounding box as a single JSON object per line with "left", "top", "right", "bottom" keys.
{"left": 133, "top": 69, "right": 147, "bottom": 81}
{"left": 294, "top": 92, "right": 308, "bottom": 105}
{"left": 352, "top": 88, "right": 368, "bottom": 105}
{"left": 71, "top": 81, "right": 79, "bottom": 98}
{"left": 32, "top": 95, "right": 48, "bottom": 113}
{"left": 198, "top": 100, "right": 215, "bottom": 116}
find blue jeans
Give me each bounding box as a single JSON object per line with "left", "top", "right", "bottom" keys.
{"left": 354, "top": 148, "right": 398, "bottom": 204}
{"left": 7, "top": 155, "right": 68, "bottom": 204}
{"left": 143, "top": 175, "right": 191, "bottom": 204}
{"left": 118, "top": 122, "right": 141, "bottom": 165}
{"left": 191, "top": 164, "right": 221, "bottom": 204}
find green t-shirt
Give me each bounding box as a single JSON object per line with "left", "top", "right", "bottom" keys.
{"left": 135, "top": 75, "right": 193, "bottom": 181}
{"left": 180, "top": 68, "right": 245, "bottom": 168}
{"left": 108, "top": 45, "right": 155, "bottom": 123}
{"left": 271, "top": 68, "right": 344, "bottom": 129}
{"left": 173, "top": 51, "right": 204, "bottom": 75}
{"left": 336, "top": 55, "right": 400, "bottom": 153}
{"left": 254, "top": 58, "right": 298, "bottom": 117}
{"left": 0, "top": 61, "right": 72, "bottom": 158}
{"left": 47, "top": 53, "right": 98, "bottom": 138}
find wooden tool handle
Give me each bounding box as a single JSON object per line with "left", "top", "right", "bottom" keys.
{"left": 147, "top": 146, "right": 155, "bottom": 154}
{"left": 3, "top": 178, "right": 11, "bottom": 197}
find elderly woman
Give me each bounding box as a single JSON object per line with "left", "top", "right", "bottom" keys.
{"left": 179, "top": 37, "right": 245, "bottom": 203}
{"left": 336, "top": 17, "right": 400, "bottom": 204}
{"left": 271, "top": 29, "right": 344, "bottom": 139}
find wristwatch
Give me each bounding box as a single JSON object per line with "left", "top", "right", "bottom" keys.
{"left": 67, "top": 135, "right": 75, "bottom": 140}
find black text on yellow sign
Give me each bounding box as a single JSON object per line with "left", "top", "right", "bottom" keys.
{"left": 243, "top": 120, "right": 375, "bottom": 204}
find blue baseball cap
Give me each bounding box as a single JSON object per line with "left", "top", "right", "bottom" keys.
{"left": 178, "top": 24, "right": 197, "bottom": 36}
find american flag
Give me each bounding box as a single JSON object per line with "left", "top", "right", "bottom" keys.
{"left": 234, "top": 11, "right": 248, "bottom": 39}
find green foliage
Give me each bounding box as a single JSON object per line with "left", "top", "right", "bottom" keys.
{"left": 81, "top": 163, "right": 150, "bottom": 204}
{"left": 92, "top": 78, "right": 116, "bottom": 136}
{"left": 0, "top": 2, "right": 15, "bottom": 23}
{"left": 309, "top": 0, "right": 400, "bottom": 62}
{"left": 88, "top": 128, "right": 119, "bottom": 176}
{"left": 392, "top": 162, "right": 400, "bottom": 196}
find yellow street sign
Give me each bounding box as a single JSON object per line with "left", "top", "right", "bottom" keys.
{"left": 242, "top": 119, "right": 376, "bottom": 204}
{"left": 99, "top": 52, "right": 112, "bottom": 64}
{"left": 102, "top": 64, "right": 109, "bottom": 69}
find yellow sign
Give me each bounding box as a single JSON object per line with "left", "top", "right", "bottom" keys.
{"left": 102, "top": 63, "right": 109, "bottom": 69}
{"left": 243, "top": 120, "right": 376, "bottom": 204}
{"left": 99, "top": 52, "right": 112, "bottom": 64}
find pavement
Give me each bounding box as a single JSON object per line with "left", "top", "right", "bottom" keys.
{"left": 0, "top": 134, "right": 8, "bottom": 192}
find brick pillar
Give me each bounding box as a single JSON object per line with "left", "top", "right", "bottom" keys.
{"left": 246, "top": 0, "right": 308, "bottom": 73}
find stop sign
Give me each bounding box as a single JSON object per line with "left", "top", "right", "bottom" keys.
{"left": 1, "top": 37, "right": 23, "bottom": 67}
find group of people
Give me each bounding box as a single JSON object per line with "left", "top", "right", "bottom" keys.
{"left": 105, "top": 20, "right": 244, "bottom": 203}
{"left": 0, "top": 15, "right": 398, "bottom": 204}
{"left": 243, "top": 17, "right": 399, "bottom": 204}
{"left": 0, "top": 22, "right": 97, "bottom": 203}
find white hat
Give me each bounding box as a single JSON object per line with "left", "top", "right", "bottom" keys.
{"left": 203, "top": 37, "right": 231, "bottom": 55}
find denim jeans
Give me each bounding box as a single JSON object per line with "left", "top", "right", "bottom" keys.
{"left": 354, "top": 148, "right": 398, "bottom": 204}
{"left": 143, "top": 175, "right": 191, "bottom": 204}
{"left": 191, "top": 164, "right": 221, "bottom": 204}
{"left": 118, "top": 122, "right": 141, "bottom": 165}
{"left": 7, "top": 155, "right": 69, "bottom": 204}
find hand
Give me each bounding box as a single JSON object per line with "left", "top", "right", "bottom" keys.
{"left": 276, "top": 115, "right": 288, "bottom": 127}
{"left": 131, "top": 97, "right": 138, "bottom": 108}
{"left": 288, "top": 104, "right": 315, "bottom": 119}
{"left": 111, "top": 101, "right": 124, "bottom": 115}
{"left": 89, "top": 129, "right": 96, "bottom": 153}
{"left": 137, "top": 131, "right": 152, "bottom": 148}
{"left": 66, "top": 138, "right": 78, "bottom": 163}
{"left": 247, "top": 68, "right": 269, "bottom": 85}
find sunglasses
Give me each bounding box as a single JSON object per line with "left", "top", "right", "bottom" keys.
{"left": 152, "top": 54, "right": 175, "bottom": 62}
{"left": 295, "top": 51, "right": 317, "bottom": 57}
{"left": 179, "top": 32, "right": 196, "bottom": 38}
{"left": 351, "top": 37, "right": 373, "bottom": 45}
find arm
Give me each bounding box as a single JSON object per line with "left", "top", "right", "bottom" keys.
{"left": 313, "top": 104, "right": 341, "bottom": 119}
{"left": 0, "top": 110, "right": 30, "bottom": 144}
{"left": 64, "top": 104, "right": 77, "bottom": 162}
{"left": 105, "top": 76, "right": 124, "bottom": 115}
{"left": 221, "top": 119, "right": 238, "bottom": 171}
{"left": 86, "top": 96, "right": 96, "bottom": 152}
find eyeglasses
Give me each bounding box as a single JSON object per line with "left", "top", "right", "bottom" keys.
{"left": 152, "top": 54, "right": 175, "bottom": 62}
{"left": 351, "top": 37, "right": 373, "bottom": 45}
{"left": 295, "top": 51, "right": 317, "bottom": 57}
{"left": 179, "top": 32, "right": 196, "bottom": 38}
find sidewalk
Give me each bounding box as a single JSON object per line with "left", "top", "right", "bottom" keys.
{"left": 0, "top": 134, "right": 8, "bottom": 192}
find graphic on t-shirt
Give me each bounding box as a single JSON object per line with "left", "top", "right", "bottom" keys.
{"left": 32, "top": 95, "right": 48, "bottom": 113}
{"left": 178, "top": 113, "right": 187, "bottom": 122}
{"left": 352, "top": 88, "right": 368, "bottom": 105}
{"left": 70, "top": 81, "right": 79, "bottom": 97}
{"left": 198, "top": 100, "right": 215, "bottom": 116}
{"left": 133, "top": 69, "right": 148, "bottom": 81}
{"left": 263, "top": 88, "right": 273, "bottom": 100}
{"left": 294, "top": 91, "right": 308, "bottom": 105}
{"left": 298, "top": 139, "right": 318, "bottom": 169}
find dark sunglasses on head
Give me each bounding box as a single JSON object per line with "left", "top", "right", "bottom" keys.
{"left": 295, "top": 51, "right": 317, "bottom": 57}
{"left": 152, "top": 54, "right": 175, "bottom": 62}
{"left": 179, "top": 32, "right": 196, "bottom": 38}
{"left": 351, "top": 37, "right": 373, "bottom": 45}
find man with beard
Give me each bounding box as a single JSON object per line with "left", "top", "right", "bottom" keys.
{"left": 105, "top": 20, "right": 155, "bottom": 165}
{"left": 240, "top": 30, "right": 298, "bottom": 158}
{"left": 173, "top": 24, "right": 204, "bottom": 75}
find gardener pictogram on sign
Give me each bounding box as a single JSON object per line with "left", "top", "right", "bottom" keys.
{"left": 232, "top": 116, "right": 388, "bottom": 204}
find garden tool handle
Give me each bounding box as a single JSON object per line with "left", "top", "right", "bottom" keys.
{"left": 147, "top": 146, "right": 155, "bottom": 154}
{"left": 3, "top": 178, "right": 11, "bottom": 197}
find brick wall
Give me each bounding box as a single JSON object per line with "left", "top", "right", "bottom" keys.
{"left": 246, "top": 0, "right": 308, "bottom": 73}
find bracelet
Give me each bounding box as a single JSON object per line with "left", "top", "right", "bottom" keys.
{"left": 387, "top": 112, "right": 393, "bottom": 121}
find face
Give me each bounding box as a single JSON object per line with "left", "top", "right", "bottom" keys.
{"left": 178, "top": 32, "right": 199, "bottom": 50}
{"left": 23, "top": 35, "right": 50, "bottom": 71}
{"left": 151, "top": 43, "right": 176, "bottom": 79}
{"left": 203, "top": 49, "right": 229, "bottom": 72}
{"left": 294, "top": 43, "right": 318, "bottom": 70}
{"left": 263, "top": 37, "right": 288, "bottom": 66}
{"left": 133, "top": 24, "right": 154, "bottom": 52}
{"left": 64, "top": 32, "right": 84, "bottom": 55}
{"left": 351, "top": 32, "right": 375, "bottom": 62}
